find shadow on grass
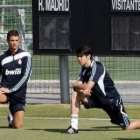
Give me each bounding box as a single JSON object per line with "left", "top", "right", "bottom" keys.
{"left": 114, "top": 138, "right": 140, "bottom": 140}
{"left": 27, "top": 126, "right": 120, "bottom": 133}
{"left": 0, "top": 126, "right": 10, "bottom": 129}
{"left": 26, "top": 128, "right": 63, "bottom": 133}
{"left": 91, "top": 126, "right": 121, "bottom": 131}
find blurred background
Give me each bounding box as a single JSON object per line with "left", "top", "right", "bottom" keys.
{"left": 0, "top": 0, "right": 140, "bottom": 104}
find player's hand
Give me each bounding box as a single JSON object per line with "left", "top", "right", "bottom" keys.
{"left": 82, "top": 89, "right": 91, "bottom": 97}
{"left": 0, "top": 90, "right": 5, "bottom": 94}
{"left": 0, "top": 88, "right": 10, "bottom": 93}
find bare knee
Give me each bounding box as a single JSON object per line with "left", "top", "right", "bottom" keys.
{"left": 71, "top": 90, "right": 88, "bottom": 104}
{"left": 122, "top": 125, "right": 133, "bottom": 131}
{"left": 13, "top": 111, "right": 24, "bottom": 129}
{"left": 71, "top": 91, "right": 82, "bottom": 102}
{"left": 122, "top": 127, "right": 129, "bottom": 130}
{"left": 0, "top": 93, "right": 7, "bottom": 103}
{"left": 13, "top": 123, "right": 23, "bottom": 129}
{"left": 122, "top": 120, "right": 140, "bottom": 130}
{"left": 71, "top": 91, "right": 77, "bottom": 99}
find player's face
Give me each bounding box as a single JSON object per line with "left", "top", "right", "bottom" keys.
{"left": 77, "top": 54, "right": 91, "bottom": 67}
{"left": 7, "top": 36, "right": 20, "bottom": 54}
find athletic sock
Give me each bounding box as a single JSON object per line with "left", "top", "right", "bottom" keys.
{"left": 71, "top": 114, "right": 78, "bottom": 130}
{"left": 8, "top": 115, "right": 13, "bottom": 125}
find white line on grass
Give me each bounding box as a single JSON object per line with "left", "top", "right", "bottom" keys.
{"left": 0, "top": 116, "right": 137, "bottom": 120}
{"left": 24, "top": 117, "right": 110, "bottom": 120}
{"left": 0, "top": 116, "right": 109, "bottom": 120}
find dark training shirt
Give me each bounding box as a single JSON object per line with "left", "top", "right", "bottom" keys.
{"left": 78, "top": 61, "right": 120, "bottom": 106}
{"left": 0, "top": 48, "right": 32, "bottom": 104}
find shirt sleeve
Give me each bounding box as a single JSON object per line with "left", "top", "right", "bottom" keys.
{"left": 0, "top": 61, "right": 2, "bottom": 76}
{"left": 0, "top": 54, "right": 2, "bottom": 76}
{"left": 9, "top": 55, "right": 32, "bottom": 93}
{"left": 89, "top": 62, "right": 104, "bottom": 83}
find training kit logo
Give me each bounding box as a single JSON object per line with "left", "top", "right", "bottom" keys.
{"left": 38, "top": 0, "right": 69, "bottom": 11}
{"left": 5, "top": 68, "right": 22, "bottom": 75}
{"left": 111, "top": 0, "right": 140, "bottom": 12}
{"left": 18, "top": 59, "right": 22, "bottom": 65}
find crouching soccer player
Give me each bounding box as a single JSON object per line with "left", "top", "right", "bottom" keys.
{"left": 62, "top": 45, "right": 140, "bottom": 134}
{"left": 0, "top": 30, "right": 32, "bottom": 129}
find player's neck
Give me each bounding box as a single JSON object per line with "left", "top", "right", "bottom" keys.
{"left": 84, "top": 60, "right": 92, "bottom": 68}
{"left": 10, "top": 48, "right": 18, "bottom": 55}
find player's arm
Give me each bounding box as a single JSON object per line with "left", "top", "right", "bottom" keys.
{"left": 73, "top": 80, "right": 95, "bottom": 90}
{"left": 0, "top": 59, "right": 10, "bottom": 93}
{"left": 0, "top": 56, "right": 2, "bottom": 76}
{"left": 74, "top": 62, "right": 104, "bottom": 97}
{"left": 8, "top": 54, "right": 32, "bottom": 93}
{"left": 0, "top": 58, "right": 8, "bottom": 93}
{"left": 73, "top": 80, "right": 82, "bottom": 91}
{"left": 0, "top": 87, "right": 9, "bottom": 93}
{"left": 73, "top": 80, "right": 95, "bottom": 97}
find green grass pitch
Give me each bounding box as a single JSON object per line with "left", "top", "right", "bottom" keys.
{"left": 0, "top": 104, "right": 140, "bottom": 140}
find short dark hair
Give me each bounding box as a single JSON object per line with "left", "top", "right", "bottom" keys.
{"left": 76, "top": 45, "right": 93, "bottom": 60}
{"left": 7, "top": 30, "right": 19, "bottom": 40}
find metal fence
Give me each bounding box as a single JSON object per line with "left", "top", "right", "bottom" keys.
{"left": 0, "top": 0, "right": 140, "bottom": 104}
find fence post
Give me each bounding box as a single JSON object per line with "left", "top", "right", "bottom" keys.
{"left": 18, "top": 9, "right": 27, "bottom": 51}
{"left": 1, "top": 0, "right": 5, "bottom": 32}
{"left": 59, "top": 55, "right": 70, "bottom": 103}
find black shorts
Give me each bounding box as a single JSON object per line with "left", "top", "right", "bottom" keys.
{"left": 84, "top": 93, "right": 102, "bottom": 109}
{"left": 84, "top": 95, "right": 130, "bottom": 127}
{"left": 6, "top": 91, "right": 26, "bottom": 115}
{"left": 9, "top": 103, "right": 25, "bottom": 115}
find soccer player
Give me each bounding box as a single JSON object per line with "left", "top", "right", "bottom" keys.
{"left": 0, "top": 30, "right": 32, "bottom": 129}
{"left": 62, "top": 45, "right": 140, "bottom": 134}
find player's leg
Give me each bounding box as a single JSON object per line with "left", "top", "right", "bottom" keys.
{"left": 0, "top": 93, "right": 14, "bottom": 128}
{"left": 13, "top": 110, "right": 24, "bottom": 129}
{"left": 0, "top": 93, "right": 7, "bottom": 103}
{"left": 71, "top": 90, "right": 89, "bottom": 129}
{"left": 122, "top": 120, "right": 140, "bottom": 130}
{"left": 110, "top": 98, "right": 140, "bottom": 130}
{"left": 62, "top": 91, "right": 88, "bottom": 134}
{"left": 9, "top": 103, "right": 25, "bottom": 129}
{"left": 70, "top": 90, "right": 88, "bottom": 114}
{"left": 103, "top": 97, "right": 136, "bottom": 130}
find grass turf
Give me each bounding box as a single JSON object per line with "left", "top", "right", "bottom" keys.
{"left": 0, "top": 104, "right": 140, "bottom": 140}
